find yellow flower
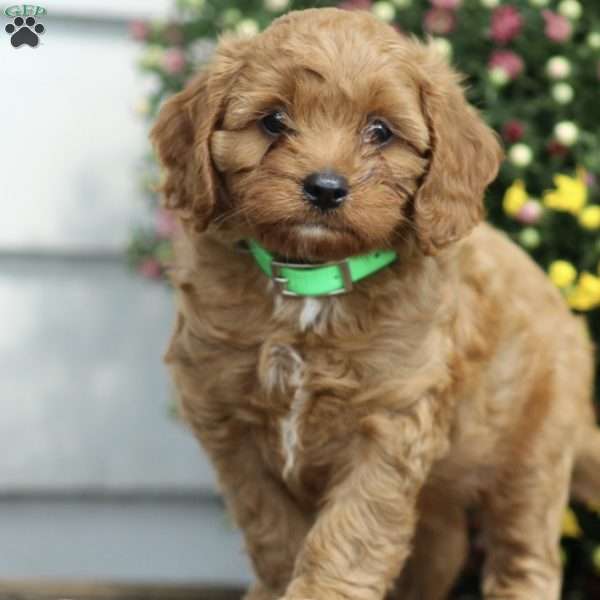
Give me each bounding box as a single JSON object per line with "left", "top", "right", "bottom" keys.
{"left": 579, "top": 205, "right": 600, "bottom": 230}
{"left": 594, "top": 546, "right": 600, "bottom": 575}
{"left": 549, "top": 260, "right": 577, "bottom": 289}
{"left": 567, "top": 289, "right": 596, "bottom": 311}
{"left": 543, "top": 169, "right": 588, "bottom": 215}
{"left": 568, "top": 272, "right": 600, "bottom": 311}
{"left": 561, "top": 507, "right": 582, "bottom": 538}
{"left": 587, "top": 502, "right": 600, "bottom": 515}
{"left": 503, "top": 180, "right": 528, "bottom": 216}
{"left": 579, "top": 272, "right": 600, "bottom": 297}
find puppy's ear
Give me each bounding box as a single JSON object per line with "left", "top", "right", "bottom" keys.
{"left": 150, "top": 37, "right": 247, "bottom": 231}
{"left": 411, "top": 43, "right": 503, "bottom": 255}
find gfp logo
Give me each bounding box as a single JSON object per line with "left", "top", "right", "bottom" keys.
{"left": 4, "top": 5, "right": 46, "bottom": 17}
{"left": 4, "top": 4, "right": 46, "bottom": 47}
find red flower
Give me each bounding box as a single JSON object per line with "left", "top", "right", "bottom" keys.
{"left": 338, "top": 0, "right": 372, "bottom": 10}
{"left": 502, "top": 120, "right": 525, "bottom": 143}
{"left": 542, "top": 10, "right": 572, "bottom": 43}
{"left": 424, "top": 8, "right": 456, "bottom": 35}
{"left": 431, "top": 0, "right": 462, "bottom": 9}
{"left": 490, "top": 5, "right": 523, "bottom": 44}
{"left": 547, "top": 140, "right": 569, "bottom": 157}
{"left": 488, "top": 50, "right": 524, "bottom": 80}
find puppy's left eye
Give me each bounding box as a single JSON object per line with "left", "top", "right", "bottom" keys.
{"left": 260, "top": 111, "right": 288, "bottom": 136}
{"left": 365, "top": 119, "right": 394, "bottom": 146}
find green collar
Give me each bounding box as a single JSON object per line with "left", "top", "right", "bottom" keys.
{"left": 246, "top": 239, "right": 397, "bottom": 297}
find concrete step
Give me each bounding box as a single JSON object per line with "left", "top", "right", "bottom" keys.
{"left": 0, "top": 497, "right": 252, "bottom": 585}
{"left": 0, "top": 581, "right": 243, "bottom": 600}
{"left": 0, "top": 255, "right": 215, "bottom": 494}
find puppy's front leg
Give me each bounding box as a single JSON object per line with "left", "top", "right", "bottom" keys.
{"left": 207, "top": 443, "right": 312, "bottom": 599}
{"left": 284, "top": 402, "right": 446, "bottom": 600}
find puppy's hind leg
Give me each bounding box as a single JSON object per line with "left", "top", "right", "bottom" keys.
{"left": 395, "top": 498, "right": 468, "bottom": 600}
{"left": 572, "top": 426, "right": 600, "bottom": 506}
{"left": 480, "top": 445, "right": 573, "bottom": 600}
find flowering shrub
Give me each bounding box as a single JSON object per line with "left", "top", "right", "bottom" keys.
{"left": 128, "top": 1, "right": 600, "bottom": 595}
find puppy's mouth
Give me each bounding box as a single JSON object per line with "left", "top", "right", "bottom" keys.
{"left": 255, "top": 220, "right": 366, "bottom": 263}
{"left": 289, "top": 222, "right": 347, "bottom": 237}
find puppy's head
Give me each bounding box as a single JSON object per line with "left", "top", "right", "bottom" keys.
{"left": 152, "top": 8, "right": 502, "bottom": 261}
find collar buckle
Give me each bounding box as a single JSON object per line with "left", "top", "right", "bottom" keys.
{"left": 270, "top": 258, "right": 354, "bottom": 297}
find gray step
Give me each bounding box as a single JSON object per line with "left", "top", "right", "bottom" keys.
{"left": 0, "top": 497, "right": 252, "bottom": 584}
{"left": 0, "top": 255, "right": 215, "bottom": 494}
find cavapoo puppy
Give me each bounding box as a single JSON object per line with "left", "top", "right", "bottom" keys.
{"left": 152, "top": 8, "right": 600, "bottom": 600}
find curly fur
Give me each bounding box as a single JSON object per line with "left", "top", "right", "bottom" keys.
{"left": 151, "top": 8, "right": 600, "bottom": 600}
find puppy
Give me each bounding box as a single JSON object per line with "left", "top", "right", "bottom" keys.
{"left": 152, "top": 8, "right": 600, "bottom": 600}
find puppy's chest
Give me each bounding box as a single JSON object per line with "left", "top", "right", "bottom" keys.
{"left": 253, "top": 335, "right": 359, "bottom": 500}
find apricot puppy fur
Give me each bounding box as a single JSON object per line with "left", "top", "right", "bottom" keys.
{"left": 152, "top": 8, "right": 600, "bottom": 600}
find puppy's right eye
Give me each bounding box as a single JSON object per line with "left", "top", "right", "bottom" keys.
{"left": 260, "top": 111, "right": 287, "bottom": 136}
{"left": 365, "top": 119, "right": 394, "bottom": 146}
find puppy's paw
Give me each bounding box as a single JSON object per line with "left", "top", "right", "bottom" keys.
{"left": 280, "top": 586, "right": 349, "bottom": 600}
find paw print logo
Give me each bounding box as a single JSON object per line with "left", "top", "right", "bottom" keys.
{"left": 5, "top": 16, "right": 45, "bottom": 48}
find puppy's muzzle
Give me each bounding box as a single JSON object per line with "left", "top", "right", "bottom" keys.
{"left": 302, "top": 171, "right": 348, "bottom": 212}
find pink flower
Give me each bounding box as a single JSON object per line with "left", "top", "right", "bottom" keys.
{"left": 155, "top": 209, "right": 178, "bottom": 239}
{"left": 162, "top": 48, "right": 186, "bottom": 75}
{"left": 542, "top": 10, "right": 572, "bottom": 43}
{"left": 488, "top": 50, "right": 524, "bottom": 80}
{"left": 502, "top": 120, "right": 525, "bottom": 143}
{"left": 431, "top": 0, "right": 462, "bottom": 9}
{"left": 490, "top": 5, "right": 523, "bottom": 44}
{"left": 586, "top": 172, "right": 597, "bottom": 188}
{"left": 423, "top": 8, "right": 457, "bottom": 35}
{"left": 129, "top": 20, "right": 149, "bottom": 41}
{"left": 338, "top": 0, "right": 372, "bottom": 10}
{"left": 138, "top": 259, "right": 163, "bottom": 279}
{"left": 516, "top": 201, "right": 542, "bottom": 225}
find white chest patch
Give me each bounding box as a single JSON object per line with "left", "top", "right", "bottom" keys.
{"left": 281, "top": 381, "right": 309, "bottom": 479}
{"left": 261, "top": 344, "right": 309, "bottom": 479}
{"left": 299, "top": 297, "right": 324, "bottom": 331}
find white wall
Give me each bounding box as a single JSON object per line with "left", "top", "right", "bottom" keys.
{"left": 0, "top": 7, "right": 251, "bottom": 584}
{"left": 0, "top": 9, "right": 218, "bottom": 494}
{"left": 45, "top": 0, "right": 172, "bottom": 20}
{"left": 1, "top": 15, "right": 158, "bottom": 251}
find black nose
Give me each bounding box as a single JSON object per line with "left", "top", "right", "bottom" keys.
{"left": 302, "top": 171, "right": 349, "bottom": 212}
